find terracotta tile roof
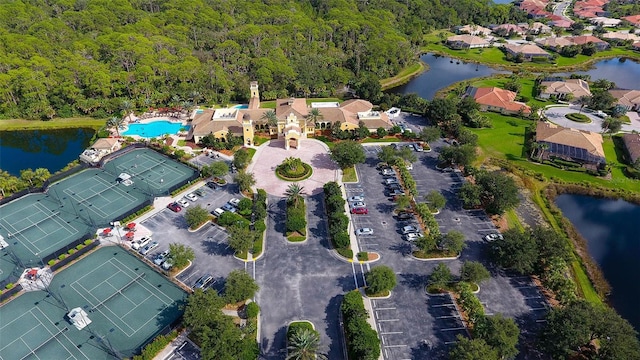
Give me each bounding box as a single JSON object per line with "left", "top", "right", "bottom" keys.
{"left": 340, "top": 99, "right": 375, "bottom": 114}
{"left": 634, "top": 42, "right": 640, "bottom": 50}
{"left": 569, "top": 35, "right": 608, "bottom": 45}
{"left": 92, "top": 138, "right": 119, "bottom": 150}
{"left": 446, "top": 35, "right": 491, "bottom": 47}
{"left": 622, "top": 133, "right": 640, "bottom": 164}
{"left": 623, "top": 15, "right": 640, "bottom": 26}
{"left": 549, "top": 19, "right": 574, "bottom": 28}
{"left": 504, "top": 43, "right": 550, "bottom": 56}
{"left": 601, "top": 32, "right": 640, "bottom": 42}
{"left": 609, "top": 89, "right": 640, "bottom": 108}
{"left": 275, "top": 98, "right": 308, "bottom": 119}
{"left": 456, "top": 25, "right": 492, "bottom": 35}
{"left": 536, "top": 121, "right": 605, "bottom": 160}
{"left": 540, "top": 79, "right": 592, "bottom": 98}
{"left": 494, "top": 24, "right": 526, "bottom": 34}
{"left": 536, "top": 37, "right": 574, "bottom": 49}
{"left": 470, "top": 87, "right": 532, "bottom": 114}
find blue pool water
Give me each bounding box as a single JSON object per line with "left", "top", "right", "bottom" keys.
{"left": 122, "top": 121, "right": 190, "bottom": 138}
{"left": 233, "top": 104, "right": 248, "bottom": 109}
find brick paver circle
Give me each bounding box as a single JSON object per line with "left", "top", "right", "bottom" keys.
{"left": 248, "top": 139, "right": 340, "bottom": 196}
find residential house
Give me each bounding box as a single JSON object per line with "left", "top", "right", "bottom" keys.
{"left": 536, "top": 36, "right": 575, "bottom": 51}
{"left": 503, "top": 43, "right": 551, "bottom": 60}
{"left": 622, "top": 133, "right": 640, "bottom": 165}
{"left": 601, "top": 32, "right": 640, "bottom": 43}
{"left": 454, "top": 25, "right": 492, "bottom": 36}
{"left": 519, "top": 0, "right": 552, "bottom": 19}
{"left": 536, "top": 121, "right": 606, "bottom": 167}
{"left": 568, "top": 35, "right": 610, "bottom": 50}
{"left": 522, "top": 22, "right": 552, "bottom": 35}
{"left": 539, "top": 79, "right": 592, "bottom": 99}
{"left": 633, "top": 42, "right": 640, "bottom": 52}
{"left": 549, "top": 19, "right": 574, "bottom": 29}
{"left": 609, "top": 89, "right": 640, "bottom": 111}
{"left": 79, "top": 138, "right": 121, "bottom": 164}
{"left": 188, "top": 82, "right": 391, "bottom": 149}
{"left": 622, "top": 15, "right": 640, "bottom": 28}
{"left": 590, "top": 17, "right": 621, "bottom": 27}
{"left": 446, "top": 35, "right": 491, "bottom": 49}
{"left": 465, "top": 87, "right": 532, "bottom": 115}
{"left": 573, "top": 0, "right": 609, "bottom": 19}
{"left": 492, "top": 24, "right": 526, "bottom": 37}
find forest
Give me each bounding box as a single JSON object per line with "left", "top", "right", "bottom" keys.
{"left": 0, "top": 0, "right": 526, "bottom": 120}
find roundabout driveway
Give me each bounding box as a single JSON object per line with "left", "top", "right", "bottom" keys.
{"left": 543, "top": 105, "right": 640, "bottom": 132}
{"left": 247, "top": 139, "right": 339, "bottom": 196}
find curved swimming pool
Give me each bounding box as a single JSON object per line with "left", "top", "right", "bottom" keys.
{"left": 122, "top": 121, "right": 190, "bottom": 138}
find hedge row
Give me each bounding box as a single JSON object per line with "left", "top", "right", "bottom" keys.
{"left": 323, "top": 182, "right": 352, "bottom": 258}
{"left": 341, "top": 291, "right": 380, "bottom": 360}
{"left": 415, "top": 203, "right": 440, "bottom": 238}
{"left": 252, "top": 189, "right": 268, "bottom": 255}
{"left": 133, "top": 330, "right": 179, "bottom": 360}
{"left": 170, "top": 183, "right": 193, "bottom": 197}
{"left": 456, "top": 282, "right": 484, "bottom": 325}
{"left": 120, "top": 205, "right": 153, "bottom": 224}
{"left": 394, "top": 159, "right": 418, "bottom": 197}
{"left": 286, "top": 200, "right": 306, "bottom": 234}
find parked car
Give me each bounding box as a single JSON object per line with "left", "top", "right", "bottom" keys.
{"left": 186, "top": 193, "right": 198, "bottom": 202}
{"left": 206, "top": 181, "right": 217, "bottom": 189}
{"left": 194, "top": 274, "right": 214, "bottom": 290}
{"left": 396, "top": 212, "right": 414, "bottom": 221}
{"left": 388, "top": 189, "right": 405, "bottom": 196}
{"left": 350, "top": 201, "right": 366, "bottom": 208}
{"left": 139, "top": 241, "right": 159, "bottom": 255}
{"left": 154, "top": 250, "right": 170, "bottom": 266}
{"left": 348, "top": 196, "right": 364, "bottom": 202}
{"left": 381, "top": 169, "right": 394, "bottom": 176}
{"left": 132, "top": 236, "right": 151, "bottom": 250}
{"left": 376, "top": 163, "right": 391, "bottom": 170}
{"left": 441, "top": 167, "right": 454, "bottom": 173}
{"left": 162, "top": 259, "right": 173, "bottom": 270}
{"left": 211, "top": 208, "right": 225, "bottom": 217}
{"left": 222, "top": 203, "right": 237, "bottom": 213}
{"left": 351, "top": 207, "right": 369, "bottom": 215}
{"left": 229, "top": 198, "right": 241, "bottom": 207}
{"left": 413, "top": 143, "right": 424, "bottom": 152}
{"left": 194, "top": 188, "right": 206, "bottom": 196}
{"left": 167, "top": 202, "right": 182, "bottom": 212}
{"left": 178, "top": 199, "right": 190, "bottom": 208}
{"left": 404, "top": 233, "right": 423, "bottom": 242}
{"left": 484, "top": 233, "right": 504, "bottom": 242}
{"left": 356, "top": 228, "right": 374, "bottom": 235}
{"left": 384, "top": 178, "right": 399, "bottom": 185}
{"left": 401, "top": 225, "right": 420, "bottom": 234}
{"left": 405, "top": 163, "right": 413, "bottom": 170}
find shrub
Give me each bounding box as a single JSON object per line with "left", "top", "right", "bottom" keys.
{"left": 76, "top": 244, "right": 84, "bottom": 251}
{"left": 58, "top": 254, "right": 67, "bottom": 261}
{"left": 341, "top": 291, "right": 381, "bottom": 360}
{"left": 48, "top": 260, "right": 56, "bottom": 266}
{"left": 5, "top": 283, "right": 14, "bottom": 290}
{"left": 67, "top": 249, "right": 76, "bottom": 255}
{"left": 245, "top": 302, "right": 260, "bottom": 318}
{"left": 333, "top": 231, "right": 351, "bottom": 248}
{"left": 365, "top": 266, "right": 397, "bottom": 294}
{"left": 133, "top": 330, "right": 179, "bottom": 360}
{"left": 457, "top": 282, "right": 485, "bottom": 324}
{"left": 254, "top": 220, "right": 266, "bottom": 233}
{"left": 218, "top": 212, "right": 250, "bottom": 227}
{"left": 337, "top": 248, "right": 353, "bottom": 259}
{"left": 84, "top": 239, "right": 93, "bottom": 245}
{"left": 357, "top": 252, "right": 368, "bottom": 261}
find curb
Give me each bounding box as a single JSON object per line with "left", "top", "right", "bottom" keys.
{"left": 410, "top": 253, "right": 460, "bottom": 261}
{"left": 364, "top": 290, "right": 392, "bottom": 299}
{"left": 357, "top": 252, "right": 381, "bottom": 264}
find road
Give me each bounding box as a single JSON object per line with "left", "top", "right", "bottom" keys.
{"left": 553, "top": 0, "right": 573, "bottom": 21}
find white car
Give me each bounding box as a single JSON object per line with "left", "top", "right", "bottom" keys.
{"left": 413, "top": 143, "right": 424, "bottom": 152}
{"left": 222, "top": 203, "right": 237, "bottom": 213}
{"left": 162, "top": 259, "right": 173, "bottom": 270}
{"left": 229, "top": 198, "right": 241, "bottom": 207}
{"left": 211, "top": 208, "right": 225, "bottom": 217}
{"left": 154, "top": 250, "right": 170, "bottom": 266}
{"left": 484, "top": 233, "right": 504, "bottom": 242}
{"left": 178, "top": 199, "right": 190, "bottom": 208}
{"left": 132, "top": 236, "right": 151, "bottom": 250}
{"left": 404, "top": 233, "right": 423, "bottom": 242}
{"left": 350, "top": 201, "right": 366, "bottom": 208}
{"left": 401, "top": 225, "right": 420, "bottom": 235}
{"left": 348, "top": 196, "right": 364, "bottom": 202}
{"left": 384, "top": 178, "right": 399, "bottom": 185}
{"left": 356, "top": 228, "right": 374, "bottom": 236}
{"left": 381, "top": 169, "right": 394, "bottom": 176}
{"left": 185, "top": 193, "right": 198, "bottom": 202}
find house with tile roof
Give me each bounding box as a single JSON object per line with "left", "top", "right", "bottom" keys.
{"left": 521, "top": 22, "right": 552, "bottom": 35}
{"left": 573, "top": 0, "right": 609, "bottom": 19}
{"left": 633, "top": 42, "right": 640, "bottom": 51}
{"left": 622, "top": 15, "right": 640, "bottom": 28}
{"left": 601, "top": 32, "right": 640, "bottom": 43}
{"left": 590, "top": 17, "right": 621, "bottom": 27}
{"left": 568, "top": 35, "right": 610, "bottom": 50}
{"left": 492, "top": 24, "right": 526, "bottom": 37}
{"left": 446, "top": 35, "right": 491, "bottom": 49}
{"left": 536, "top": 37, "right": 575, "bottom": 51}
{"left": 539, "top": 79, "right": 592, "bottom": 100}
{"left": 454, "top": 25, "right": 492, "bottom": 36}
{"left": 609, "top": 89, "right": 640, "bottom": 111}
{"left": 503, "top": 43, "right": 551, "bottom": 61}
{"left": 549, "top": 19, "right": 574, "bottom": 28}
{"left": 622, "top": 133, "right": 640, "bottom": 165}
{"left": 536, "top": 121, "right": 606, "bottom": 167}
{"left": 465, "top": 87, "right": 531, "bottom": 115}
{"left": 188, "top": 82, "right": 391, "bottom": 149}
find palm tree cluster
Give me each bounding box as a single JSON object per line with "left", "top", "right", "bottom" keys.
{"left": 286, "top": 327, "right": 327, "bottom": 360}
{"left": 285, "top": 183, "right": 305, "bottom": 207}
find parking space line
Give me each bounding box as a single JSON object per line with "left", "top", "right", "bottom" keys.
{"left": 441, "top": 327, "right": 466, "bottom": 331}
{"left": 378, "top": 319, "right": 400, "bottom": 322}
{"left": 374, "top": 307, "right": 396, "bottom": 310}
{"left": 383, "top": 344, "right": 407, "bottom": 348}
{"left": 431, "top": 304, "right": 455, "bottom": 307}
{"left": 531, "top": 307, "right": 547, "bottom": 311}
{"left": 381, "top": 331, "right": 403, "bottom": 335}
{"left": 436, "top": 315, "right": 460, "bottom": 319}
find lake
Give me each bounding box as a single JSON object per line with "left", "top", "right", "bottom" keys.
{"left": 555, "top": 194, "right": 640, "bottom": 332}
{"left": 388, "top": 53, "right": 507, "bottom": 99}
{"left": 559, "top": 57, "right": 640, "bottom": 90}
{"left": 0, "top": 128, "right": 95, "bottom": 176}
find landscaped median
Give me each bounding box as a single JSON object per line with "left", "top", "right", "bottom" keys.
{"left": 323, "top": 181, "right": 353, "bottom": 259}
{"left": 565, "top": 113, "right": 591, "bottom": 123}
{"left": 285, "top": 184, "right": 307, "bottom": 242}
{"left": 219, "top": 189, "right": 268, "bottom": 260}
{"left": 341, "top": 290, "right": 381, "bottom": 360}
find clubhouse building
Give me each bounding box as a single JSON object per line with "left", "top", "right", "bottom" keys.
{"left": 188, "top": 82, "right": 392, "bottom": 150}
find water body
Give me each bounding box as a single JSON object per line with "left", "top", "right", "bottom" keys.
{"left": 555, "top": 194, "right": 640, "bottom": 332}
{"left": 388, "top": 53, "right": 507, "bottom": 99}
{"left": 559, "top": 57, "right": 640, "bottom": 90}
{"left": 0, "top": 128, "right": 94, "bottom": 176}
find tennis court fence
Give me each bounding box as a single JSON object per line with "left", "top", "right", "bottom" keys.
{"left": 98, "top": 143, "right": 147, "bottom": 168}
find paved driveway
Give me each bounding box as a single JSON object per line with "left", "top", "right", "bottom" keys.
{"left": 543, "top": 105, "right": 640, "bottom": 132}
{"left": 347, "top": 141, "right": 548, "bottom": 359}
{"left": 248, "top": 139, "right": 339, "bottom": 196}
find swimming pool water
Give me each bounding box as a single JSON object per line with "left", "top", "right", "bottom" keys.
{"left": 122, "top": 121, "right": 190, "bottom": 138}
{"left": 233, "top": 104, "right": 248, "bottom": 109}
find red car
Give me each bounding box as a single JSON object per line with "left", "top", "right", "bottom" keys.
{"left": 167, "top": 202, "right": 182, "bottom": 212}
{"left": 351, "top": 207, "right": 368, "bottom": 215}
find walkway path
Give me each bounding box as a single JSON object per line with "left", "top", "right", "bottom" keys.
{"left": 543, "top": 105, "right": 640, "bottom": 133}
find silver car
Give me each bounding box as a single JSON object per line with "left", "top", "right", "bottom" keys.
{"left": 139, "top": 241, "right": 158, "bottom": 255}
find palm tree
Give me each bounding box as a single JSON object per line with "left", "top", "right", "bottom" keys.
{"left": 190, "top": 91, "right": 201, "bottom": 107}
{"left": 108, "top": 116, "right": 124, "bottom": 137}
{"left": 537, "top": 143, "right": 549, "bottom": 161}
{"left": 576, "top": 95, "right": 591, "bottom": 114}
{"left": 284, "top": 183, "right": 305, "bottom": 207}
{"left": 261, "top": 110, "right": 278, "bottom": 129}
{"left": 286, "top": 328, "right": 326, "bottom": 360}
{"left": 306, "top": 108, "right": 323, "bottom": 127}
{"left": 121, "top": 99, "right": 133, "bottom": 115}
{"left": 530, "top": 142, "right": 540, "bottom": 159}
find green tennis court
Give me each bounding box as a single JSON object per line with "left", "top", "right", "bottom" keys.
{"left": 102, "top": 148, "right": 197, "bottom": 196}
{"left": 0, "top": 193, "right": 91, "bottom": 267}
{"left": 0, "top": 247, "right": 187, "bottom": 359}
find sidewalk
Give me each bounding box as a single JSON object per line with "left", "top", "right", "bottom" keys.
{"left": 152, "top": 329, "right": 200, "bottom": 360}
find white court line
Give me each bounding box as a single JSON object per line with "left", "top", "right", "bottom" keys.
{"left": 35, "top": 307, "right": 90, "bottom": 360}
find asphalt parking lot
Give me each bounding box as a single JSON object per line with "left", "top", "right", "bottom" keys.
{"left": 349, "top": 141, "right": 548, "bottom": 359}
{"left": 140, "top": 181, "right": 245, "bottom": 291}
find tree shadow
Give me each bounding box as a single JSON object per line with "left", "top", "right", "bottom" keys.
{"left": 269, "top": 197, "right": 286, "bottom": 235}
{"left": 399, "top": 273, "right": 429, "bottom": 291}
{"left": 375, "top": 202, "right": 395, "bottom": 214}
{"left": 308, "top": 194, "right": 331, "bottom": 249}
{"left": 155, "top": 298, "right": 186, "bottom": 328}
{"left": 324, "top": 295, "right": 346, "bottom": 360}
{"left": 389, "top": 242, "right": 413, "bottom": 257}
{"left": 336, "top": 274, "right": 357, "bottom": 292}
{"left": 309, "top": 153, "right": 337, "bottom": 170}
{"left": 260, "top": 325, "right": 287, "bottom": 360}
{"left": 200, "top": 237, "right": 234, "bottom": 256}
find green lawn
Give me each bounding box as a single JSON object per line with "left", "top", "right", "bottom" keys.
{"left": 0, "top": 117, "right": 106, "bottom": 130}
{"left": 342, "top": 166, "right": 358, "bottom": 183}
{"left": 470, "top": 113, "right": 640, "bottom": 192}
{"left": 381, "top": 61, "right": 426, "bottom": 90}
{"left": 470, "top": 76, "right": 555, "bottom": 108}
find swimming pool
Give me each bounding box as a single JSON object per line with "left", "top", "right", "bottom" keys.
{"left": 122, "top": 121, "right": 190, "bottom": 138}
{"left": 233, "top": 104, "right": 248, "bottom": 109}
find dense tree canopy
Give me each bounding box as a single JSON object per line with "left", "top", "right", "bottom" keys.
{"left": 0, "top": 0, "right": 525, "bottom": 120}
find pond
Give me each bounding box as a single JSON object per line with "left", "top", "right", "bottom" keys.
{"left": 555, "top": 194, "right": 640, "bottom": 332}
{"left": 559, "top": 57, "right": 640, "bottom": 90}
{"left": 387, "top": 53, "right": 507, "bottom": 99}
{"left": 0, "top": 128, "right": 95, "bottom": 176}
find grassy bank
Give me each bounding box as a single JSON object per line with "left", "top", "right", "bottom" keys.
{"left": 421, "top": 30, "right": 640, "bottom": 72}
{"left": 470, "top": 75, "right": 555, "bottom": 108}
{"left": 0, "top": 117, "right": 106, "bottom": 131}
{"left": 380, "top": 61, "right": 428, "bottom": 90}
